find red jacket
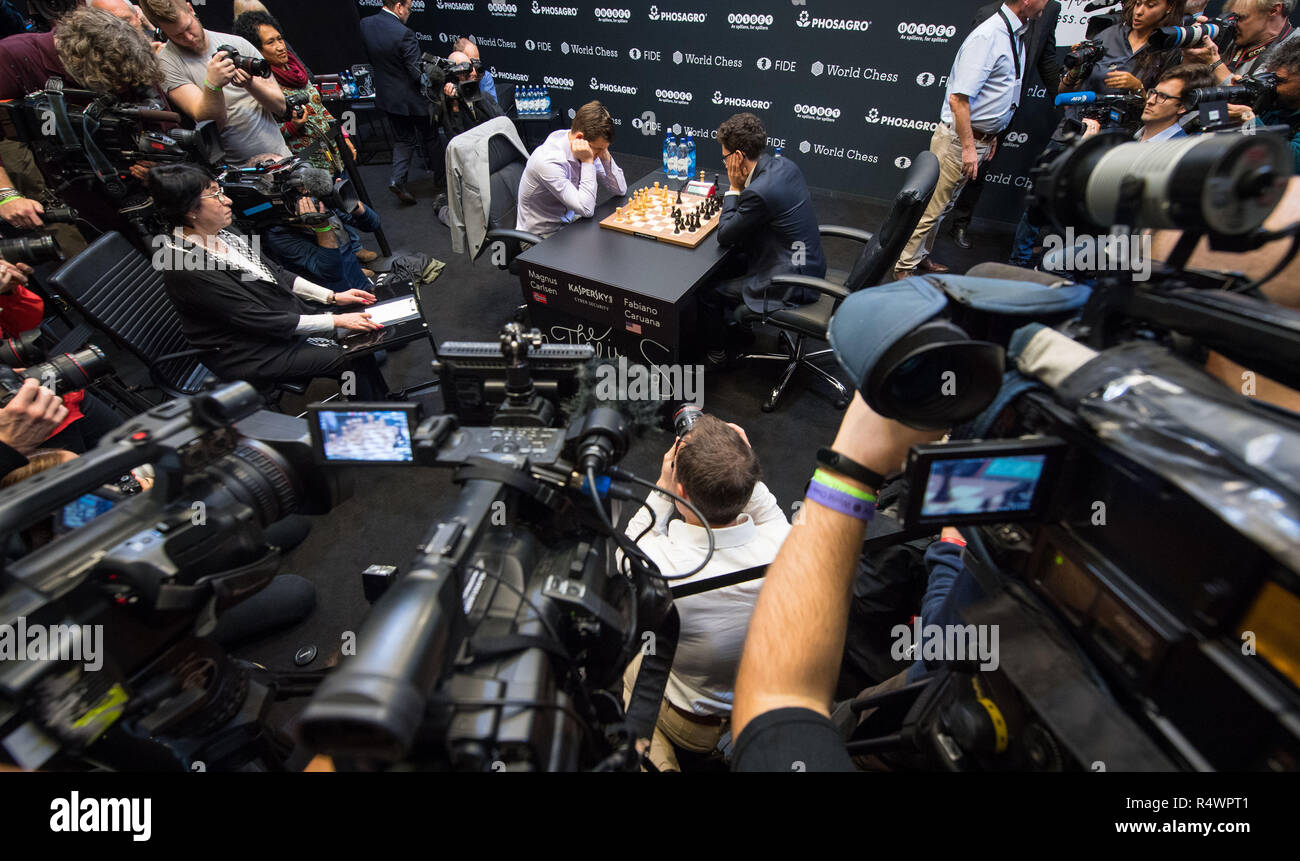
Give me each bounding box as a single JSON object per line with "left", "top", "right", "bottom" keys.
{"left": 0, "top": 284, "right": 84, "bottom": 437}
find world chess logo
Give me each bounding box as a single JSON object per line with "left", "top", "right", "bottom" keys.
{"left": 798, "top": 140, "right": 811, "bottom": 154}
{"left": 594, "top": 7, "right": 631, "bottom": 22}
{"left": 561, "top": 42, "right": 570, "bottom": 54}
{"left": 629, "top": 47, "right": 641, "bottom": 60}
{"left": 756, "top": 57, "right": 772, "bottom": 70}
{"left": 672, "top": 51, "right": 683, "bottom": 64}
{"left": 916, "top": 72, "right": 936, "bottom": 87}
{"left": 895, "top": 156, "right": 913, "bottom": 169}
{"left": 795, "top": 103, "right": 841, "bottom": 123}
{"left": 810, "top": 61, "right": 824, "bottom": 77}
{"left": 797, "top": 10, "right": 810, "bottom": 27}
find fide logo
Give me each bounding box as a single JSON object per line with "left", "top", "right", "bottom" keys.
{"left": 629, "top": 47, "right": 641, "bottom": 59}
{"left": 917, "top": 72, "right": 936, "bottom": 87}
{"left": 795, "top": 103, "right": 841, "bottom": 123}
{"left": 594, "top": 7, "right": 631, "bottom": 22}
{"left": 757, "top": 57, "right": 772, "bottom": 70}
{"left": 895, "top": 156, "right": 913, "bottom": 169}
{"left": 633, "top": 110, "right": 661, "bottom": 135}
{"left": 526, "top": 39, "right": 535, "bottom": 49}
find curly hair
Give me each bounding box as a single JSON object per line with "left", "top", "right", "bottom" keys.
{"left": 716, "top": 112, "right": 766, "bottom": 160}
{"left": 233, "top": 9, "right": 284, "bottom": 52}
{"left": 55, "top": 7, "right": 163, "bottom": 95}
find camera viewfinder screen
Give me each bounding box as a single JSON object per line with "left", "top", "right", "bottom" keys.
{"left": 921, "top": 455, "right": 1046, "bottom": 517}
{"left": 317, "top": 410, "right": 414, "bottom": 463}
{"left": 60, "top": 493, "right": 117, "bottom": 531}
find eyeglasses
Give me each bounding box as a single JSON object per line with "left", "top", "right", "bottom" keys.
{"left": 1146, "top": 89, "right": 1182, "bottom": 104}
{"left": 721, "top": 149, "right": 738, "bottom": 167}
{"left": 199, "top": 189, "right": 230, "bottom": 202}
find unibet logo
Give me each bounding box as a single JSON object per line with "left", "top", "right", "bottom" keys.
{"left": 1005, "top": 131, "right": 1030, "bottom": 145}
{"left": 897, "top": 22, "right": 958, "bottom": 40}
{"left": 795, "top": 103, "right": 841, "bottom": 122}
{"left": 656, "top": 88, "right": 693, "bottom": 104}
{"left": 797, "top": 9, "right": 871, "bottom": 30}
{"left": 799, "top": 140, "right": 811, "bottom": 154}
{"left": 488, "top": 2, "right": 518, "bottom": 14}
{"left": 544, "top": 76, "right": 575, "bottom": 89}
{"left": 757, "top": 57, "right": 772, "bottom": 70}
{"left": 673, "top": 51, "right": 683, "bottom": 64}
{"left": 810, "top": 61, "right": 824, "bottom": 77}
{"left": 728, "top": 11, "right": 774, "bottom": 30}
{"left": 594, "top": 7, "right": 631, "bottom": 22}
{"left": 895, "top": 156, "right": 913, "bottom": 169}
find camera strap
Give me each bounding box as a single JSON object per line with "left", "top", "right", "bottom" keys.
{"left": 998, "top": 9, "right": 1023, "bottom": 83}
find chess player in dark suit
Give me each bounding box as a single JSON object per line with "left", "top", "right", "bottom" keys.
{"left": 949, "top": 0, "right": 1062, "bottom": 249}
{"left": 702, "top": 112, "right": 826, "bottom": 366}
{"left": 359, "top": 0, "right": 445, "bottom": 206}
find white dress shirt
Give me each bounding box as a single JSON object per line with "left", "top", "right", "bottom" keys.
{"left": 624, "top": 481, "right": 790, "bottom": 716}
{"left": 940, "top": 4, "right": 1027, "bottom": 134}
{"left": 515, "top": 129, "right": 627, "bottom": 237}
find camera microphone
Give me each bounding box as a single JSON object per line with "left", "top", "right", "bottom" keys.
{"left": 296, "top": 166, "right": 337, "bottom": 200}
{"left": 1054, "top": 91, "right": 1138, "bottom": 106}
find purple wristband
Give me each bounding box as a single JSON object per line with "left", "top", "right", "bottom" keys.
{"left": 805, "top": 481, "right": 876, "bottom": 521}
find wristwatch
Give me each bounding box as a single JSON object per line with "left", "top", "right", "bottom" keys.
{"left": 815, "top": 447, "right": 887, "bottom": 490}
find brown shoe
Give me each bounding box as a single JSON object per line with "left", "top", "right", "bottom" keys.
{"left": 361, "top": 268, "right": 376, "bottom": 279}
{"left": 388, "top": 184, "right": 417, "bottom": 206}
{"left": 893, "top": 267, "right": 915, "bottom": 281}
{"left": 918, "top": 257, "right": 949, "bottom": 274}
{"left": 355, "top": 248, "right": 379, "bottom": 263}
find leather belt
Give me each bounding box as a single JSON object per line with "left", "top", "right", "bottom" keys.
{"left": 944, "top": 121, "right": 999, "bottom": 143}
{"left": 667, "top": 699, "right": 727, "bottom": 726}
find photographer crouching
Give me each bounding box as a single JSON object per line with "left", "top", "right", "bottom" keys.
{"left": 146, "top": 163, "right": 388, "bottom": 399}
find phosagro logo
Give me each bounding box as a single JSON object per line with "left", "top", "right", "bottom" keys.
{"left": 487, "top": 1, "right": 517, "bottom": 14}
{"left": 898, "top": 22, "right": 958, "bottom": 42}
{"left": 648, "top": 5, "right": 708, "bottom": 23}
{"left": 796, "top": 9, "right": 871, "bottom": 30}
{"left": 712, "top": 90, "right": 772, "bottom": 110}
{"left": 544, "top": 75, "right": 575, "bottom": 90}
{"left": 494, "top": 69, "right": 529, "bottom": 82}
{"left": 729, "top": 11, "right": 774, "bottom": 30}
{"left": 865, "top": 107, "right": 938, "bottom": 131}
{"left": 795, "top": 103, "right": 842, "bottom": 123}
{"left": 436, "top": 0, "right": 475, "bottom": 9}
{"left": 590, "top": 76, "right": 638, "bottom": 95}
{"left": 655, "top": 88, "right": 693, "bottom": 105}
{"left": 532, "top": 1, "right": 578, "bottom": 15}
{"left": 895, "top": 156, "right": 913, "bottom": 169}
{"left": 594, "top": 7, "right": 631, "bottom": 22}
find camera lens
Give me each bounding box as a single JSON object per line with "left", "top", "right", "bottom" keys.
{"left": 673, "top": 404, "right": 702, "bottom": 438}
{"left": 0, "top": 329, "right": 45, "bottom": 367}
{"left": 19, "top": 346, "right": 109, "bottom": 396}
{"left": 0, "top": 234, "right": 63, "bottom": 266}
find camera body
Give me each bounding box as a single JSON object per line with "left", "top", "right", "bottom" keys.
{"left": 216, "top": 45, "right": 272, "bottom": 79}
{"left": 1064, "top": 39, "right": 1104, "bottom": 72}
{"left": 218, "top": 157, "right": 359, "bottom": 230}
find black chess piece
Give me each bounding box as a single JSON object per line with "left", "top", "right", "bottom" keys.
{"left": 676, "top": 190, "right": 682, "bottom": 204}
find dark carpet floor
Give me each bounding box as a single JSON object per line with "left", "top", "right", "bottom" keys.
{"left": 229, "top": 151, "right": 1017, "bottom": 681}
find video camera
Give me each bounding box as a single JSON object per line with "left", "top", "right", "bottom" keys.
{"left": 1190, "top": 72, "right": 1278, "bottom": 117}
{"left": 218, "top": 156, "right": 361, "bottom": 230}
{"left": 0, "top": 382, "right": 347, "bottom": 771}
{"left": 418, "top": 53, "right": 499, "bottom": 131}
{"left": 825, "top": 130, "right": 1300, "bottom": 770}
{"left": 1054, "top": 90, "right": 1146, "bottom": 133}
{"left": 294, "top": 326, "right": 692, "bottom": 771}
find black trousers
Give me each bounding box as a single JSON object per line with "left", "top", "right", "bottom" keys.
{"left": 386, "top": 112, "right": 446, "bottom": 188}
{"left": 224, "top": 341, "right": 390, "bottom": 401}
{"left": 950, "top": 177, "right": 983, "bottom": 232}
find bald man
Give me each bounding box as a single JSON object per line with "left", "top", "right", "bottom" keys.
{"left": 453, "top": 36, "right": 497, "bottom": 103}
{"left": 90, "top": 0, "right": 164, "bottom": 51}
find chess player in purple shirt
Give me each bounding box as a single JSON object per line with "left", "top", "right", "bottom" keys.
{"left": 516, "top": 101, "right": 628, "bottom": 237}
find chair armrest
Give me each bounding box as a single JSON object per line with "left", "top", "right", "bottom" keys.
{"left": 818, "top": 224, "right": 875, "bottom": 245}
{"left": 154, "top": 347, "right": 212, "bottom": 365}
{"left": 486, "top": 228, "right": 544, "bottom": 246}
{"left": 770, "top": 274, "right": 850, "bottom": 301}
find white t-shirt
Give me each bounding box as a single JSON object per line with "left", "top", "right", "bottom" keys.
{"left": 625, "top": 482, "right": 790, "bottom": 716}
{"left": 157, "top": 30, "right": 290, "bottom": 164}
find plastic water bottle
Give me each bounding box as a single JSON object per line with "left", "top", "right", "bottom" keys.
{"left": 775, "top": 145, "right": 783, "bottom": 159}
{"left": 541, "top": 87, "right": 551, "bottom": 116}
{"left": 520, "top": 86, "right": 531, "bottom": 115}
{"left": 664, "top": 132, "right": 676, "bottom": 177}
{"left": 343, "top": 71, "right": 357, "bottom": 98}
{"left": 676, "top": 137, "right": 688, "bottom": 182}
{"left": 686, "top": 135, "right": 696, "bottom": 181}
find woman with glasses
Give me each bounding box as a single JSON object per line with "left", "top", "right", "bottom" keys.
{"left": 147, "top": 163, "right": 389, "bottom": 399}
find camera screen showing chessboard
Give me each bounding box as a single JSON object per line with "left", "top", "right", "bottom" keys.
{"left": 600, "top": 183, "right": 722, "bottom": 248}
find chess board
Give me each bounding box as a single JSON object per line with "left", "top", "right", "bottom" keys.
{"left": 599, "top": 183, "right": 722, "bottom": 248}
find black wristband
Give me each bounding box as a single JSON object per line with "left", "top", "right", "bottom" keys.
{"left": 816, "top": 447, "right": 887, "bottom": 490}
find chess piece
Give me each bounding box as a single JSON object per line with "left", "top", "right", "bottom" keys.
{"left": 676, "top": 190, "right": 682, "bottom": 204}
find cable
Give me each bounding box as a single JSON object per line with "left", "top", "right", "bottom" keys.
{"left": 587, "top": 465, "right": 663, "bottom": 583}
{"left": 1237, "top": 224, "right": 1300, "bottom": 294}
{"left": 609, "top": 468, "right": 715, "bottom": 581}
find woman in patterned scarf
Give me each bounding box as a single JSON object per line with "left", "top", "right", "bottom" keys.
{"left": 235, "top": 10, "right": 355, "bottom": 177}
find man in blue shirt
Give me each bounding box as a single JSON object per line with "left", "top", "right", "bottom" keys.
{"left": 895, "top": 0, "right": 1051, "bottom": 281}
{"left": 265, "top": 198, "right": 384, "bottom": 295}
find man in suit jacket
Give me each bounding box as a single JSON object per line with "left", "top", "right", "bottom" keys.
{"left": 359, "top": 0, "right": 444, "bottom": 206}
{"left": 703, "top": 112, "right": 825, "bottom": 366}
{"left": 950, "top": 0, "right": 1062, "bottom": 249}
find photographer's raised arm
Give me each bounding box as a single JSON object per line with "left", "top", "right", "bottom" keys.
{"left": 732, "top": 396, "right": 944, "bottom": 744}
{"left": 241, "top": 69, "right": 287, "bottom": 117}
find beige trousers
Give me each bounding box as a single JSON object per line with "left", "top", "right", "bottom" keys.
{"left": 896, "top": 123, "right": 994, "bottom": 272}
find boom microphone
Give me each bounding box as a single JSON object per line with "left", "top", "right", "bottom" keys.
{"left": 296, "top": 166, "right": 336, "bottom": 200}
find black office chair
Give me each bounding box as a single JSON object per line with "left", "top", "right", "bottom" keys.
{"left": 737, "top": 151, "right": 941, "bottom": 412}
{"left": 47, "top": 231, "right": 308, "bottom": 402}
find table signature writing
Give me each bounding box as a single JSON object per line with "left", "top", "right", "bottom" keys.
{"left": 547, "top": 323, "right": 672, "bottom": 365}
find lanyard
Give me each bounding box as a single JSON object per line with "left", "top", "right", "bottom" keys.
{"left": 998, "top": 8, "right": 1023, "bottom": 81}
